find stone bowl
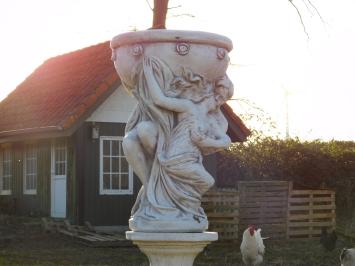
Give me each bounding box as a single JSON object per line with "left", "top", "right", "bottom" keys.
{"left": 110, "top": 30, "right": 233, "bottom": 91}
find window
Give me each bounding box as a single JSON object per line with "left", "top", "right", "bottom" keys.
{"left": 54, "top": 142, "right": 67, "bottom": 176}
{"left": 24, "top": 144, "right": 37, "bottom": 195}
{"left": 100, "top": 136, "right": 133, "bottom": 195}
{"left": 0, "top": 148, "right": 12, "bottom": 195}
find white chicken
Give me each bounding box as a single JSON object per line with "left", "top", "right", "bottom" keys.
{"left": 240, "top": 225, "right": 265, "bottom": 266}
{"left": 340, "top": 248, "right": 355, "bottom": 266}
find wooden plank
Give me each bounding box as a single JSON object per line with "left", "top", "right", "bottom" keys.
{"left": 240, "top": 201, "right": 288, "bottom": 208}
{"left": 288, "top": 212, "right": 335, "bottom": 220}
{"left": 288, "top": 229, "right": 323, "bottom": 235}
{"left": 239, "top": 181, "right": 289, "bottom": 186}
{"left": 240, "top": 217, "right": 287, "bottom": 224}
{"left": 202, "top": 188, "right": 239, "bottom": 241}
{"left": 289, "top": 204, "right": 335, "bottom": 211}
{"left": 240, "top": 187, "right": 289, "bottom": 193}
{"left": 291, "top": 190, "right": 334, "bottom": 195}
{"left": 242, "top": 191, "right": 288, "bottom": 197}
{"left": 289, "top": 197, "right": 333, "bottom": 203}
{"left": 288, "top": 221, "right": 335, "bottom": 227}
{"left": 241, "top": 196, "right": 288, "bottom": 202}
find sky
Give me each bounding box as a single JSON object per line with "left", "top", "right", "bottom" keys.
{"left": 0, "top": 0, "right": 354, "bottom": 141}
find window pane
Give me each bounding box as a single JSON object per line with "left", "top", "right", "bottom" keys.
{"left": 27, "top": 159, "right": 32, "bottom": 174}
{"left": 100, "top": 138, "right": 132, "bottom": 194}
{"left": 33, "top": 159, "right": 37, "bottom": 173}
{"left": 55, "top": 149, "right": 60, "bottom": 162}
{"left": 103, "top": 157, "right": 110, "bottom": 172}
{"left": 112, "top": 157, "right": 119, "bottom": 172}
{"left": 26, "top": 175, "right": 32, "bottom": 190}
{"left": 3, "top": 177, "right": 10, "bottom": 190}
{"left": 25, "top": 146, "right": 37, "bottom": 191}
{"left": 112, "top": 140, "right": 120, "bottom": 156}
{"left": 33, "top": 175, "right": 37, "bottom": 190}
{"left": 3, "top": 162, "right": 11, "bottom": 176}
{"left": 121, "top": 174, "right": 129, "bottom": 190}
{"left": 103, "top": 140, "right": 110, "bottom": 156}
{"left": 120, "top": 141, "right": 125, "bottom": 156}
{"left": 56, "top": 162, "right": 65, "bottom": 175}
{"left": 121, "top": 158, "right": 129, "bottom": 172}
{"left": 103, "top": 174, "right": 111, "bottom": 190}
{"left": 55, "top": 163, "right": 59, "bottom": 175}
{"left": 112, "top": 174, "right": 120, "bottom": 189}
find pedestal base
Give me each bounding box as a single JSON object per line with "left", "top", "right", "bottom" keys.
{"left": 126, "top": 231, "right": 218, "bottom": 266}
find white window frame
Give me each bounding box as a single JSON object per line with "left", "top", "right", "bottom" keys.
{"left": 23, "top": 145, "right": 37, "bottom": 195}
{"left": 99, "top": 136, "right": 133, "bottom": 195}
{"left": 0, "top": 148, "right": 12, "bottom": 195}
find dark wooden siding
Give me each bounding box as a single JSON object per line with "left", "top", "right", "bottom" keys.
{"left": 0, "top": 141, "right": 51, "bottom": 216}
{"left": 66, "top": 139, "right": 77, "bottom": 223}
{"left": 0, "top": 138, "right": 77, "bottom": 221}
{"left": 73, "top": 122, "right": 141, "bottom": 226}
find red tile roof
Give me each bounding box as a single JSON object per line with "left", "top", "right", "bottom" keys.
{"left": 0, "top": 41, "right": 119, "bottom": 138}
{"left": 0, "top": 41, "right": 249, "bottom": 142}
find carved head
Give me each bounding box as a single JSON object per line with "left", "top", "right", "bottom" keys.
{"left": 169, "top": 68, "right": 213, "bottom": 103}
{"left": 214, "top": 75, "right": 234, "bottom": 107}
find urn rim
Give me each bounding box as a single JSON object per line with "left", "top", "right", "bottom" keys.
{"left": 111, "top": 29, "right": 233, "bottom": 52}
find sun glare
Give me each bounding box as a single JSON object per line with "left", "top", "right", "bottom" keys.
{"left": 0, "top": 0, "right": 354, "bottom": 140}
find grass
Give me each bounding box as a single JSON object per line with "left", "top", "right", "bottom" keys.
{"left": 0, "top": 216, "right": 354, "bottom": 265}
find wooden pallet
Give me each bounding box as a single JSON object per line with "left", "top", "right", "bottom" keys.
{"left": 287, "top": 189, "right": 336, "bottom": 239}
{"left": 202, "top": 188, "right": 239, "bottom": 241}
{"left": 238, "top": 181, "right": 289, "bottom": 240}
{"left": 42, "top": 218, "right": 132, "bottom": 247}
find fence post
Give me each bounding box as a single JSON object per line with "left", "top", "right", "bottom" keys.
{"left": 309, "top": 192, "right": 314, "bottom": 238}
{"left": 286, "top": 181, "right": 293, "bottom": 239}
{"left": 331, "top": 191, "right": 336, "bottom": 231}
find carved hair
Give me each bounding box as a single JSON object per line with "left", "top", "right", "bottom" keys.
{"left": 214, "top": 75, "right": 234, "bottom": 102}
{"left": 168, "top": 68, "right": 213, "bottom": 103}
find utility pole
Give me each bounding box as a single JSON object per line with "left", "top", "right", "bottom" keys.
{"left": 284, "top": 87, "right": 290, "bottom": 139}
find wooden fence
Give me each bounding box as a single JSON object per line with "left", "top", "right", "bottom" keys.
{"left": 202, "top": 188, "right": 239, "bottom": 241}
{"left": 287, "top": 188, "right": 336, "bottom": 239}
{"left": 238, "top": 181, "right": 289, "bottom": 239}
{"left": 203, "top": 181, "right": 336, "bottom": 241}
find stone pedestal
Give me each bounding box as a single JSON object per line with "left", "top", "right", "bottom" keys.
{"left": 126, "top": 231, "right": 218, "bottom": 266}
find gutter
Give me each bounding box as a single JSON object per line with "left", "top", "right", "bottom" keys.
{"left": 0, "top": 126, "right": 63, "bottom": 138}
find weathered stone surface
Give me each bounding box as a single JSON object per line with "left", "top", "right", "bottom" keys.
{"left": 111, "top": 30, "right": 233, "bottom": 233}
{"left": 126, "top": 231, "right": 218, "bottom": 266}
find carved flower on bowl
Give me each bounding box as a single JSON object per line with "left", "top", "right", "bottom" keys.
{"left": 217, "top": 48, "right": 226, "bottom": 60}
{"left": 176, "top": 42, "right": 190, "bottom": 56}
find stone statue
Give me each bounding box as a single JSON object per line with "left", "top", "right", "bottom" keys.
{"left": 111, "top": 30, "right": 234, "bottom": 233}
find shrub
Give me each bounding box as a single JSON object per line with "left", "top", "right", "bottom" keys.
{"left": 217, "top": 138, "right": 355, "bottom": 213}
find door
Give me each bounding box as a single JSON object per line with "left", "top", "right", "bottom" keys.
{"left": 51, "top": 141, "right": 67, "bottom": 218}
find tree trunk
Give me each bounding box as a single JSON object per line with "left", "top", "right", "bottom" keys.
{"left": 152, "top": 0, "right": 169, "bottom": 29}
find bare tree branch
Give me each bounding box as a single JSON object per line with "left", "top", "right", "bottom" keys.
{"left": 288, "top": 0, "right": 310, "bottom": 39}
{"left": 167, "top": 5, "right": 182, "bottom": 10}
{"left": 145, "top": 0, "right": 153, "bottom": 11}
{"left": 301, "top": 0, "right": 314, "bottom": 16}
{"left": 305, "top": 0, "right": 326, "bottom": 23}
{"left": 169, "top": 13, "right": 195, "bottom": 18}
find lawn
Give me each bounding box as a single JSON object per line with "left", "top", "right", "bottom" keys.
{"left": 0, "top": 216, "right": 353, "bottom": 266}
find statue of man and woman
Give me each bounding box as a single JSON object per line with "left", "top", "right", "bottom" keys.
{"left": 122, "top": 56, "right": 233, "bottom": 232}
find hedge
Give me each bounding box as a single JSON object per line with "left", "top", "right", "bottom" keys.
{"left": 217, "top": 138, "right": 355, "bottom": 215}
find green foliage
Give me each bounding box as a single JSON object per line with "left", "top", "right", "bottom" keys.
{"left": 217, "top": 137, "right": 355, "bottom": 214}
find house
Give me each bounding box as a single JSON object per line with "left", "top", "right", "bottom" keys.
{"left": 0, "top": 41, "right": 250, "bottom": 226}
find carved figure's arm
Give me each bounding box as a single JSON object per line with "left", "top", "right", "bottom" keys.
{"left": 191, "top": 130, "right": 231, "bottom": 150}
{"left": 143, "top": 57, "right": 194, "bottom": 113}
